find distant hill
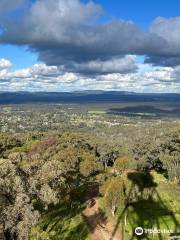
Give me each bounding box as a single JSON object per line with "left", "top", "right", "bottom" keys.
{"left": 0, "top": 91, "right": 180, "bottom": 104}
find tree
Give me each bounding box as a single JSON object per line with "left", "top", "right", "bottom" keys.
{"left": 160, "top": 151, "right": 180, "bottom": 182}
{"left": 0, "top": 133, "right": 22, "bottom": 158}
{"left": 114, "top": 156, "right": 132, "bottom": 175}
{"left": 0, "top": 159, "right": 39, "bottom": 240}
{"left": 100, "top": 177, "right": 125, "bottom": 216}
{"left": 80, "top": 152, "right": 103, "bottom": 177}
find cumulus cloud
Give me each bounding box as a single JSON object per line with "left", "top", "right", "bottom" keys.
{"left": 0, "top": 1, "right": 180, "bottom": 92}
{"left": 150, "top": 17, "right": 180, "bottom": 54}
{"left": 2, "top": 1, "right": 180, "bottom": 70}
{"left": 0, "top": 0, "right": 180, "bottom": 73}
{"left": 2, "top": 0, "right": 180, "bottom": 72}
{"left": 172, "top": 66, "right": 180, "bottom": 82}
{"left": 0, "top": 58, "right": 12, "bottom": 70}
{"left": 0, "top": 0, "right": 164, "bottom": 73}
{"left": 143, "top": 67, "right": 174, "bottom": 82}
{"left": 5, "top": 64, "right": 60, "bottom": 80}
{"left": 72, "top": 55, "right": 138, "bottom": 74}
{"left": 0, "top": 60, "right": 179, "bottom": 92}
{"left": 145, "top": 17, "right": 180, "bottom": 66}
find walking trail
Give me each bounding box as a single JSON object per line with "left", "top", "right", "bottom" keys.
{"left": 82, "top": 183, "right": 122, "bottom": 240}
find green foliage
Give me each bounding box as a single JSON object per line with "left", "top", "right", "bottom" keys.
{"left": 99, "top": 170, "right": 180, "bottom": 240}
{"left": 114, "top": 155, "right": 132, "bottom": 175}
{"left": 0, "top": 133, "right": 100, "bottom": 239}
{"left": 29, "top": 202, "right": 89, "bottom": 240}
{"left": 80, "top": 152, "right": 103, "bottom": 177}
{"left": 0, "top": 133, "right": 22, "bottom": 157}
{"left": 100, "top": 176, "right": 125, "bottom": 216}
{"left": 0, "top": 124, "right": 179, "bottom": 239}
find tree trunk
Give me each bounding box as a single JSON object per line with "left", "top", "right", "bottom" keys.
{"left": 124, "top": 212, "right": 127, "bottom": 226}
{"left": 111, "top": 205, "right": 116, "bottom": 217}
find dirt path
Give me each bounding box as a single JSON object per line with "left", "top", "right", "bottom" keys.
{"left": 82, "top": 183, "right": 121, "bottom": 240}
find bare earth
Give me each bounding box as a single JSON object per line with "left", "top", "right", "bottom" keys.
{"left": 82, "top": 184, "right": 121, "bottom": 240}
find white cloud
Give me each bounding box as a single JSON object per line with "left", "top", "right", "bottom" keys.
{"left": 8, "top": 64, "right": 59, "bottom": 79}
{"left": 0, "top": 60, "right": 179, "bottom": 92}
{"left": 1, "top": 0, "right": 163, "bottom": 70}
{"left": 150, "top": 17, "right": 180, "bottom": 53}
{"left": 73, "top": 55, "right": 138, "bottom": 74}
{"left": 0, "top": 58, "right": 12, "bottom": 70}
{"left": 57, "top": 73, "right": 78, "bottom": 83}
{"left": 143, "top": 67, "right": 173, "bottom": 82}
{"left": 2, "top": 1, "right": 180, "bottom": 71}
{"left": 31, "top": 64, "right": 59, "bottom": 76}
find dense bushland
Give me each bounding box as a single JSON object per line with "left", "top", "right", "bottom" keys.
{"left": 0, "top": 126, "right": 179, "bottom": 239}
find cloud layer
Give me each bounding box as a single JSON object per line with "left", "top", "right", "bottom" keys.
{"left": 0, "top": 0, "right": 169, "bottom": 73}
{"left": 0, "top": 58, "right": 179, "bottom": 92}
{"left": 0, "top": 0, "right": 180, "bottom": 92}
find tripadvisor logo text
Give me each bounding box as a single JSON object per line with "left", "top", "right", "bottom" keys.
{"left": 135, "top": 227, "right": 174, "bottom": 236}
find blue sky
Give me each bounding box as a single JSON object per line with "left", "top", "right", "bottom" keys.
{"left": 0, "top": 0, "right": 168, "bottom": 70}
{"left": 90, "top": 0, "right": 180, "bottom": 28}
{"left": 2, "top": 0, "right": 180, "bottom": 69}
{"left": 2, "top": 0, "right": 178, "bottom": 70}
{"left": 0, "top": 0, "right": 180, "bottom": 92}
{"left": 0, "top": 45, "right": 38, "bottom": 70}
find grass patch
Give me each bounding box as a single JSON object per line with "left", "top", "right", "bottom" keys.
{"left": 29, "top": 203, "right": 89, "bottom": 240}
{"left": 29, "top": 184, "right": 91, "bottom": 240}
{"left": 99, "top": 171, "right": 180, "bottom": 240}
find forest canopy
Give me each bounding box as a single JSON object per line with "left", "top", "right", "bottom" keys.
{"left": 0, "top": 124, "right": 179, "bottom": 239}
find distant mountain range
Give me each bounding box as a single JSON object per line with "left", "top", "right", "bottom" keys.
{"left": 0, "top": 91, "right": 179, "bottom": 104}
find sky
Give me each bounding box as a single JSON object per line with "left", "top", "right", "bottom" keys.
{"left": 0, "top": 0, "right": 180, "bottom": 92}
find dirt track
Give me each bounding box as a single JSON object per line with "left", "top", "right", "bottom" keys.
{"left": 82, "top": 184, "right": 121, "bottom": 240}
